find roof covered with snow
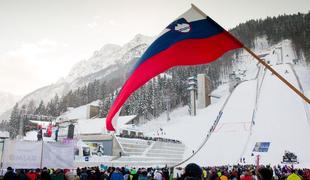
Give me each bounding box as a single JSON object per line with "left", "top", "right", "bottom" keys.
{"left": 76, "top": 115, "right": 136, "bottom": 135}
{"left": 29, "top": 120, "right": 51, "bottom": 128}
{"left": 0, "top": 131, "right": 9, "bottom": 138}
{"left": 56, "top": 100, "right": 101, "bottom": 122}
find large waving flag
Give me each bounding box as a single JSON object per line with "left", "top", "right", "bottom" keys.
{"left": 106, "top": 5, "right": 243, "bottom": 131}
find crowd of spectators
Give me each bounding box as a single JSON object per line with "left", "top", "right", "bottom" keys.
{"left": 1, "top": 166, "right": 171, "bottom": 180}
{"left": 1, "top": 163, "right": 310, "bottom": 180}
{"left": 188, "top": 164, "right": 310, "bottom": 180}
{"left": 117, "top": 134, "right": 181, "bottom": 144}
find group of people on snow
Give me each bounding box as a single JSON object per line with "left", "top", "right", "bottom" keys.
{"left": 2, "top": 163, "right": 310, "bottom": 180}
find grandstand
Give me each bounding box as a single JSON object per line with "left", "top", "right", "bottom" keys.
{"left": 74, "top": 135, "right": 186, "bottom": 168}
{"left": 110, "top": 136, "right": 186, "bottom": 167}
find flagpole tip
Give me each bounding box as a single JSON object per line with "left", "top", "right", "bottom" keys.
{"left": 190, "top": 3, "right": 198, "bottom": 9}
{"left": 190, "top": 3, "right": 208, "bottom": 18}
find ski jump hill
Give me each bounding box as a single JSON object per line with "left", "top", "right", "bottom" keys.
{"left": 141, "top": 40, "right": 310, "bottom": 168}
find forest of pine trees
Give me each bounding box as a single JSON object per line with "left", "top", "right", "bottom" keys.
{"left": 4, "top": 11, "right": 310, "bottom": 137}
{"left": 231, "top": 11, "right": 310, "bottom": 62}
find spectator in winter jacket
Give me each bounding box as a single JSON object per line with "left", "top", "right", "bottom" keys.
{"left": 100, "top": 171, "right": 109, "bottom": 180}
{"left": 76, "top": 167, "right": 81, "bottom": 177}
{"left": 16, "top": 169, "right": 30, "bottom": 180}
{"left": 130, "top": 168, "right": 138, "bottom": 180}
{"left": 202, "top": 168, "right": 207, "bottom": 180}
{"left": 41, "top": 167, "right": 52, "bottom": 180}
{"left": 55, "top": 127, "right": 59, "bottom": 141}
{"left": 89, "top": 170, "right": 98, "bottom": 180}
{"left": 180, "top": 163, "right": 203, "bottom": 180}
{"left": 37, "top": 129, "right": 43, "bottom": 141}
{"left": 162, "top": 168, "right": 170, "bottom": 180}
{"left": 26, "top": 170, "right": 37, "bottom": 180}
{"left": 51, "top": 169, "right": 65, "bottom": 180}
{"left": 219, "top": 173, "right": 228, "bottom": 180}
{"left": 287, "top": 170, "right": 302, "bottom": 180}
{"left": 138, "top": 169, "right": 148, "bottom": 180}
{"left": 257, "top": 167, "right": 273, "bottom": 180}
{"left": 110, "top": 168, "right": 124, "bottom": 180}
{"left": 154, "top": 170, "right": 163, "bottom": 180}
{"left": 80, "top": 168, "right": 88, "bottom": 180}
{"left": 64, "top": 169, "right": 75, "bottom": 180}
{"left": 123, "top": 169, "right": 130, "bottom": 180}
{"left": 4, "top": 167, "right": 17, "bottom": 180}
{"left": 209, "top": 170, "right": 219, "bottom": 180}
{"left": 240, "top": 169, "right": 253, "bottom": 180}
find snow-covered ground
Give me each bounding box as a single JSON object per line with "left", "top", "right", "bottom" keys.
{"left": 23, "top": 130, "right": 55, "bottom": 142}
{"left": 182, "top": 79, "right": 256, "bottom": 166}
{"left": 141, "top": 96, "right": 227, "bottom": 156}
{"left": 242, "top": 63, "right": 310, "bottom": 167}
{"left": 139, "top": 39, "right": 310, "bottom": 167}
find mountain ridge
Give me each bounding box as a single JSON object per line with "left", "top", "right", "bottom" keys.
{"left": 0, "top": 34, "right": 154, "bottom": 120}
{"left": 0, "top": 91, "right": 20, "bottom": 116}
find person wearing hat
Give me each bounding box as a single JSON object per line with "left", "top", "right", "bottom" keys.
{"left": 202, "top": 168, "right": 207, "bottom": 180}
{"left": 4, "top": 167, "right": 17, "bottom": 180}
{"left": 138, "top": 169, "right": 148, "bottom": 180}
{"left": 180, "top": 163, "right": 202, "bottom": 180}
{"left": 111, "top": 168, "right": 124, "bottom": 180}
{"left": 240, "top": 169, "right": 253, "bottom": 180}
{"left": 130, "top": 168, "right": 138, "bottom": 180}
{"left": 154, "top": 170, "right": 163, "bottom": 180}
{"left": 41, "top": 167, "right": 52, "bottom": 180}
{"left": 256, "top": 167, "right": 273, "bottom": 180}
{"left": 286, "top": 170, "right": 302, "bottom": 180}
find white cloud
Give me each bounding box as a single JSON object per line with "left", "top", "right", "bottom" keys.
{"left": 93, "top": 15, "right": 101, "bottom": 20}
{"left": 87, "top": 21, "right": 98, "bottom": 29}
{"left": 107, "top": 19, "right": 118, "bottom": 26}
{"left": 88, "top": 16, "right": 120, "bottom": 31}
{"left": 0, "top": 39, "right": 73, "bottom": 95}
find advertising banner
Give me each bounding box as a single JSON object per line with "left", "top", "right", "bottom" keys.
{"left": 42, "top": 142, "right": 74, "bottom": 168}
{"left": 2, "top": 140, "right": 74, "bottom": 169}
{"left": 2, "top": 140, "right": 42, "bottom": 169}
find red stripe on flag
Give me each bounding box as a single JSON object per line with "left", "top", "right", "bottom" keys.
{"left": 106, "top": 32, "right": 242, "bottom": 131}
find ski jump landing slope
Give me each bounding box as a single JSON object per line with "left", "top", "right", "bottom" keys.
{"left": 182, "top": 63, "right": 310, "bottom": 167}
{"left": 242, "top": 64, "right": 310, "bottom": 167}
{"left": 183, "top": 80, "right": 257, "bottom": 166}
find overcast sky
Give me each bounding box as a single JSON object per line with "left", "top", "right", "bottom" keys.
{"left": 0, "top": 0, "right": 309, "bottom": 96}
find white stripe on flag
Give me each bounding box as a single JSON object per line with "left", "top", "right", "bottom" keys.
{"left": 111, "top": 108, "right": 121, "bottom": 130}
{"left": 158, "top": 6, "right": 206, "bottom": 37}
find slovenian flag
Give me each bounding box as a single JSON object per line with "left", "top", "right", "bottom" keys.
{"left": 106, "top": 5, "right": 243, "bottom": 131}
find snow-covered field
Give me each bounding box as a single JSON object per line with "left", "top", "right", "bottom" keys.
{"left": 242, "top": 64, "right": 310, "bottom": 167}
{"left": 139, "top": 39, "right": 310, "bottom": 167}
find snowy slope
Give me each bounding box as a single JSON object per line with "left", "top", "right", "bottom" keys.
{"left": 182, "top": 80, "right": 257, "bottom": 166}
{"left": 141, "top": 98, "right": 226, "bottom": 154}
{"left": 239, "top": 40, "right": 310, "bottom": 167}
{"left": 66, "top": 44, "right": 121, "bottom": 82}
{"left": 66, "top": 34, "right": 153, "bottom": 82}
{"left": 242, "top": 64, "right": 310, "bottom": 167}
{"left": 139, "top": 39, "right": 310, "bottom": 167}
{"left": 188, "top": 40, "right": 310, "bottom": 167}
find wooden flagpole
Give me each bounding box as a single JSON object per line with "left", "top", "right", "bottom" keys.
{"left": 191, "top": 3, "right": 310, "bottom": 105}
{"left": 243, "top": 46, "right": 310, "bottom": 104}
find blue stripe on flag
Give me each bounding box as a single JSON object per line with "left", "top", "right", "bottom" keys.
{"left": 131, "top": 17, "right": 224, "bottom": 73}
